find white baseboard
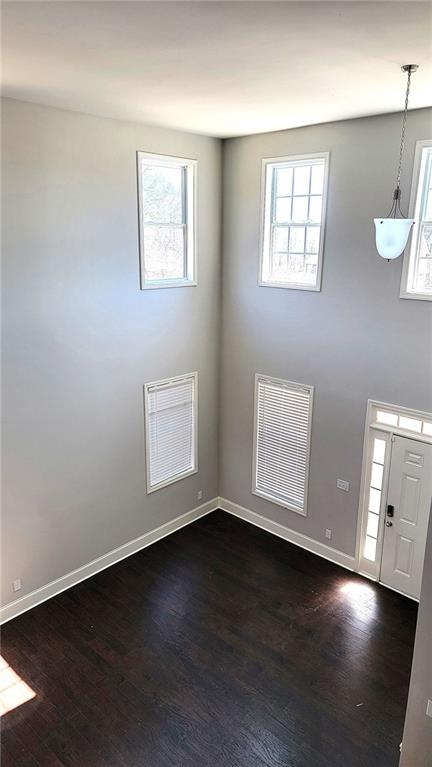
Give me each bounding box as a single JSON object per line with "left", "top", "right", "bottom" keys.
{"left": 219, "top": 497, "right": 355, "bottom": 572}
{"left": 1, "top": 497, "right": 218, "bottom": 624}
{"left": 1, "top": 496, "right": 358, "bottom": 624}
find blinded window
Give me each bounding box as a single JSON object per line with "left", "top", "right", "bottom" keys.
{"left": 253, "top": 375, "right": 313, "bottom": 515}
{"left": 144, "top": 373, "right": 197, "bottom": 493}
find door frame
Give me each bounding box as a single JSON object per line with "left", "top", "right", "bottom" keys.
{"left": 355, "top": 399, "right": 432, "bottom": 598}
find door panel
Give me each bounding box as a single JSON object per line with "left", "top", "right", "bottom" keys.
{"left": 380, "top": 436, "right": 432, "bottom": 599}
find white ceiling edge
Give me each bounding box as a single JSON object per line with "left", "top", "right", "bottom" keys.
{"left": 2, "top": 1, "right": 432, "bottom": 138}
{"left": 2, "top": 91, "right": 432, "bottom": 142}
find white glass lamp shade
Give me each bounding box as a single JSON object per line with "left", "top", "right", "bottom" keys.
{"left": 374, "top": 217, "right": 414, "bottom": 260}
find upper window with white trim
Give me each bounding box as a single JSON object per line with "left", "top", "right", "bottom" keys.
{"left": 372, "top": 403, "right": 432, "bottom": 438}
{"left": 144, "top": 372, "right": 197, "bottom": 493}
{"left": 137, "top": 152, "right": 196, "bottom": 289}
{"left": 401, "top": 140, "right": 432, "bottom": 300}
{"left": 253, "top": 374, "right": 314, "bottom": 515}
{"left": 260, "top": 153, "right": 329, "bottom": 291}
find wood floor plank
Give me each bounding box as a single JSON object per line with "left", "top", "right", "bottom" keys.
{"left": 1, "top": 510, "right": 417, "bottom": 767}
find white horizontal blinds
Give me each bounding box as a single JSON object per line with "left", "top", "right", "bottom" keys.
{"left": 147, "top": 375, "right": 196, "bottom": 490}
{"left": 255, "top": 376, "right": 312, "bottom": 513}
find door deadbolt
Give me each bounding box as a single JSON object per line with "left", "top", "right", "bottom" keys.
{"left": 387, "top": 504, "right": 394, "bottom": 518}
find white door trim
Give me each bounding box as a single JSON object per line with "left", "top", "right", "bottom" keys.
{"left": 355, "top": 399, "right": 432, "bottom": 594}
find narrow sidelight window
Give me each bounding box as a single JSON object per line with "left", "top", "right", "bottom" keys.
{"left": 253, "top": 374, "right": 314, "bottom": 515}
{"left": 137, "top": 152, "right": 197, "bottom": 288}
{"left": 144, "top": 373, "right": 197, "bottom": 493}
{"left": 260, "top": 153, "right": 329, "bottom": 291}
{"left": 401, "top": 140, "right": 432, "bottom": 300}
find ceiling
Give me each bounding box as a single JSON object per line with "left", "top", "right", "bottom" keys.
{"left": 2, "top": 1, "right": 432, "bottom": 138}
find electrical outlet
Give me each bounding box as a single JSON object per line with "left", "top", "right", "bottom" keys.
{"left": 325, "top": 529, "right": 332, "bottom": 540}
{"left": 13, "top": 578, "right": 22, "bottom": 592}
{"left": 197, "top": 490, "right": 203, "bottom": 501}
{"left": 337, "top": 478, "right": 350, "bottom": 492}
{"left": 426, "top": 700, "right": 432, "bottom": 718}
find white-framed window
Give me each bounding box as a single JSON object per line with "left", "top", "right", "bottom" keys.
{"left": 252, "top": 374, "right": 314, "bottom": 515}
{"left": 259, "top": 152, "right": 329, "bottom": 291}
{"left": 137, "top": 152, "right": 197, "bottom": 289}
{"left": 372, "top": 403, "right": 432, "bottom": 438}
{"left": 400, "top": 139, "right": 432, "bottom": 301}
{"left": 144, "top": 372, "right": 197, "bottom": 493}
{"left": 361, "top": 432, "right": 391, "bottom": 566}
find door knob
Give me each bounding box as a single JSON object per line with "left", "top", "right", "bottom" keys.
{"left": 386, "top": 520, "right": 393, "bottom": 527}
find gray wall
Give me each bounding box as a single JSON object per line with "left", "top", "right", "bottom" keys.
{"left": 2, "top": 99, "right": 432, "bottom": 608}
{"left": 220, "top": 108, "right": 432, "bottom": 556}
{"left": 400, "top": 511, "right": 432, "bottom": 766}
{"left": 1, "top": 98, "right": 221, "bottom": 607}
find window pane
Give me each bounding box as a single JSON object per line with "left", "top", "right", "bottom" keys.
{"left": 270, "top": 253, "right": 288, "bottom": 280}
{"left": 367, "top": 512, "right": 379, "bottom": 539}
{"left": 376, "top": 410, "right": 398, "bottom": 426}
{"left": 144, "top": 225, "right": 184, "bottom": 281}
{"left": 289, "top": 226, "right": 306, "bottom": 254}
{"left": 304, "top": 254, "right": 318, "bottom": 275}
{"left": 293, "top": 165, "right": 310, "bottom": 196}
{"left": 418, "top": 224, "right": 432, "bottom": 258}
{"left": 273, "top": 227, "right": 289, "bottom": 252}
{"left": 422, "top": 421, "right": 432, "bottom": 436}
{"left": 368, "top": 487, "right": 381, "bottom": 514}
{"left": 277, "top": 167, "right": 293, "bottom": 196}
{"left": 364, "top": 536, "right": 377, "bottom": 562}
{"left": 142, "top": 165, "right": 183, "bottom": 224}
{"left": 306, "top": 227, "right": 320, "bottom": 254}
{"left": 311, "top": 163, "right": 325, "bottom": 194}
{"left": 371, "top": 462, "right": 383, "bottom": 490}
{"left": 288, "top": 253, "right": 306, "bottom": 274}
{"left": 292, "top": 196, "right": 309, "bottom": 223}
{"left": 309, "top": 196, "right": 323, "bottom": 223}
{"left": 275, "top": 197, "right": 291, "bottom": 223}
{"left": 425, "top": 188, "right": 432, "bottom": 221}
{"left": 414, "top": 223, "right": 432, "bottom": 293}
{"left": 414, "top": 257, "right": 432, "bottom": 293}
{"left": 373, "top": 438, "right": 386, "bottom": 465}
{"left": 398, "top": 416, "right": 422, "bottom": 432}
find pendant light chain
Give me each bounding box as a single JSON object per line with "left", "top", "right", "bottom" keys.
{"left": 374, "top": 63, "right": 418, "bottom": 260}
{"left": 395, "top": 66, "right": 413, "bottom": 192}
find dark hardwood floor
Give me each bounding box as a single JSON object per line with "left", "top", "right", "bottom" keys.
{"left": 1, "top": 510, "right": 417, "bottom": 767}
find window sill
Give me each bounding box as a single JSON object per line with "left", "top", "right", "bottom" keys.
{"left": 252, "top": 488, "right": 307, "bottom": 516}
{"left": 399, "top": 289, "right": 432, "bottom": 302}
{"left": 259, "top": 279, "right": 321, "bottom": 292}
{"left": 141, "top": 279, "right": 198, "bottom": 291}
{"left": 147, "top": 466, "right": 198, "bottom": 494}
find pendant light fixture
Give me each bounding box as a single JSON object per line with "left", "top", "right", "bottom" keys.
{"left": 374, "top": 64, "right": 418, "bottom": 260}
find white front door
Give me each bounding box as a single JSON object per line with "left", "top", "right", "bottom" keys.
{"left": 380, "top": 436, "right": 432, "bottom": 600}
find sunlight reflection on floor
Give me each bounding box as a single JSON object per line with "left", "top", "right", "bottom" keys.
{"left": 339, "top": 580, "right": 377, "bottom": 621}
{"left": 0, "top": 655, "right": 36, "bottom": 715}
